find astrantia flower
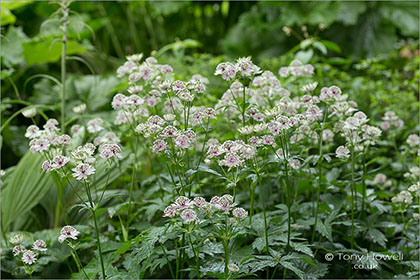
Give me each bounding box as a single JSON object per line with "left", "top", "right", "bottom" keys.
{"left": 99, "top": 144, "right": 122, "bottom": 159}
{"left": 219, "top": 152, "right": 243, "bottom": 168}
{"left": 174, "top": 196, "right": 193, "bottom": 210}
{"left": 215, "top": 62, "right": 238, "bottom": 80}
{"left": 44, "top": 119, "right": 59, "bottom": 132}
{"left": 163, "top": 205, "right": 177, "bottom": 217}
{"left": 87, "top": 118, "right": 104, "bottom": 133}
{"left": 235, "top": 57, "right": 261, "bottom": 77}
{"left": 335, "top": 145, "right": 350, "bottom": 159}
{"left": 12, "top": 245, "right": 25, "bottom": 256}
{"left": 51, "top": 155, "right": 70, "bottom": 170}
{"left": 59, "top": 226, "right": 80, "bottom": 243}
{"left": 193, "top": 197, "right": 208, "bottom": 209}
{"left": 174, "top": 135, "right": 191, "bottom": 149}
{"left": 391, "top": 191, "right": 413, "bottom": 204}
{"left": 406, "top": 134, "right": 420, "bottom": 148}
{"left": 9, "top": 234, "right": 23, "bottom": 245}
{"left": 72, "top": 163, "right": 95, "bottom": 180}
{"left": 373, "top": 173, "right": 387, "bottom": 185}
{"left": 25, "top": 125, "right": 40, "bottom": 139}
{"left": 180, "top": 209, "right": 197, "bottom": 223}
{"left": 152, "top": 139, "right": 168, "bottom": 153}
{"left": 32, "top": 240, "right": 47, "bottom": 252}
{"left": 22, "top": 250, "right": 37, "bottom": 265}
{"left": 232, "top": 207, "right": 248, "bottom": 219}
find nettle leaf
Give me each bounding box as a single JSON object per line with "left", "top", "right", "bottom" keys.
{"left": 280, "top": 260, "right": 305, "bottom": 279}
{"left": 293, "top": 243, "right": 314, "bottom": 257}
{"left": 316, "top": 219, "right": 333, "bottom": 242}
{"left": 367, "top": 228, "right": 387, "bottom": 248}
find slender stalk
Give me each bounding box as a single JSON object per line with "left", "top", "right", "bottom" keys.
{"left": 71, "top": 246, "right": 89, "bottom": 279}
{"left": 188, "top": 234, "right": 200, "bottom": 278}
{"left": 350, "top": 145, "right": 355, "bottom": 249}
{"left": 84, "top": 181, "right": 105, "bottom": 279}
{"left": 249, "top": 184, "right": 256, "bottom": 225}
{"left": 161, "top": 244, "right": 175, "bottom": 279}
{"left": 60, "top": 1, "right": 68, "bottom": 132}
{"left": 223, "top": 214, "right": 230, "bottom": 279}
{"left": 92, "top": 209, "right": 106, "bottom": 279}
{"left": 312, "top": 131, "right": 323, "bottom": 243}
{"left": 127, "top": 135, "right": 139, "bottom": 229}
{"left": 257, "top": 173, "right": 269, "bottom": 253}
{"left": 280, "top": 135, "right": 291, "bottom": 251}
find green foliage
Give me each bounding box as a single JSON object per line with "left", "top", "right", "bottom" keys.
{"left": 1, "top": 152, "right": 55, "bottom": 230}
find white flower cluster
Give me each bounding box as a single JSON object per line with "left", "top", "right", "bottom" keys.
{"left": 135, "top": 115, "right": 197, "bottom": 153}
{"left": 9, "top": 234, "right": 47, "bottom": 265}
{"left": 381, "top": 111, "right": 404, "bottom": 131}
{"left": 215, "top": 57, "right": 261, "bottom": 80}
{"left": 206, "top": 140, "right": 257, "bottom": 168}
{"left": 279, "top": 59, "right": 314, "bottom": 77}
{"left": 163, "top": 194, "right": 248, "bottom": 224}
{"left": 25, "top": 120, "right": 71, "bottom": 153}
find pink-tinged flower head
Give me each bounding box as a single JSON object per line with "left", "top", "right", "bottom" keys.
{"left": 112, "top": 93, "right": 127, "bottom": 110}
{"left": 72, "top": 163, "right": 95, "bottom": 181}
{"left": 335, "top": 145, "right": 350, "bottom": 159}
{"left": 163, "top": 205, "right": 177, "bottom": 217}
{"left": 99, "top": 144, "right": 122, "bottom": 159}
{"left": 44, "top": 119, "right": 59, "bottom": 132}
{"left": 87, "top": 118, "right": 104, "bottom": 133}
{"left": 51, "top": 155, "right": 70, "bottom": 170}
{"left": 9, "top": 234, "right": 23, "bottom": 245}
{"left": 193, "top": 197, "right": 208, "bottom": 209}
{"left": 175, "top": 135, "right": 191, "bottom": 149}
{"left": 213, "top": 195, "right": 235, "bottom": 212}
{"left": 152, "top": 139, "right": 168, "bottom": 153}
{"left": 215, "top": 62, "right": 238, "bottom": 80}
{"left": 22, "top": 250, "right": 37, "bottom": 265}
{"left": 59, "top": 226, "right": 80, "bottom": 243}
{"left": 25, "top": 125, "right": 40, "bottom": 139}
{"left": 207, "top": 144, "right": 223, "bottom": 158}
{"left": 42, "top": 160, "right": 52, "bottom": 172}
{"left": 232, "top": 207, "right": 248, "bottom": 219}
{"left": 13, "top": 245, "right": 25, "bottom": 256}
{"left": 219, "top": 153, "right": 244, "bottom": 168}
{"left": 32, "top": 240, "right": 47, "bottom": 252}
{"left": 180, "top": 209, "right": 198, "bottom": 223}
{"left": 174, "top": 196, "right": 193, "bottom": 210}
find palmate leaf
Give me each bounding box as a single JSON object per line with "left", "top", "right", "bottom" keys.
{"left": 1, "top": 152, "right": 55, "bottom": 230}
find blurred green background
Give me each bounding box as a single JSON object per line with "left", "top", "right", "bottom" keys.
{"left": 1, "top": 0, "right": 419, "bottom": 169}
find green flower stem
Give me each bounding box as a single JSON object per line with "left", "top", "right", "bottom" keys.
{"left": 127, "top": 134, "right": 139, "bottom": 231}
{"left": 71, "top": 246, "right": 89, "bottom": 279}
{"left": 312, "top": 131, "right": 323, "bottom": 243}
{"left": 223, "top": 214, "right": 230, "bottom": 280}
{"left": 84, "top": 181, "right": 105, "bottom": 279}
{"left": 188, "top": 234, "right": 200, "bottom": 278}
{"left": 161, "top": 244, "right": 175, "bottom": 279}
{"left": 350, "top": 145, "right": 355, "bottom": 249}
{"left": 280, "top": 135, "right": 291, "bottom": 252}
{"left": 249, "top": 183, "right": 256, "bottom": 225}
{"left": 60, "top": 2, "right": 68, "bottom": 132}
{"left": 257, "top": 172, "right": 269, "bottom": 254}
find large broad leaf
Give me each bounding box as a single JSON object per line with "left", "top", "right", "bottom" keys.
{"left": 0, "top": 26, "right": 28, "bottom": 67}
{"left": 1, "top": 152, "right": 55, "bottom": 230}
{"left": 22, "top": 37, "right": 88, "bottom": 66}
{"left": 0, "top": 1, "right": 32, "bottom": 26}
